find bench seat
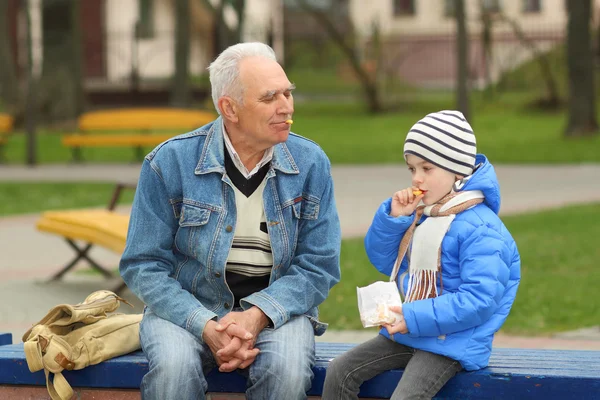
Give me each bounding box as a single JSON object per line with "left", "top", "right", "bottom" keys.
{"left": 36, "top": 209, "right": 129, "bottom": 254}
{"left": 1, "top": 340, "right": 599, "bottom": 399}
{"left": 0, "top": 114, "right": 13, "bottom": 161}
{"left": 62, "top": 133, "right": 175, "bottom": 147}
{"left": 62, "top": 107, "right": 216, "bottom": 161}
{"left": 0, "top": 114, "right": 12, "bottom": 132}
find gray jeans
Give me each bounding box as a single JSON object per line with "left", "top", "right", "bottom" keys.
{"left": 322, "top": 335, "right": 462, "bottom": 400}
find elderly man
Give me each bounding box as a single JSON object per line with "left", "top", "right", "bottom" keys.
{"left": 120, "top": 42, "right": 341, "bottom": 400}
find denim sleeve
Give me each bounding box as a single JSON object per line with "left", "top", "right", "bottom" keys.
{"left": 364, "top": 198, "right": 415, "bottom": 277}
{"left": 241, "top": 167, "right": 341, "bottom": 329}
{"left": 120, "top": 159, "right": 217, "bottom": 340}
{"left": 402, "top": 224, "right": 511, "bottom": 337}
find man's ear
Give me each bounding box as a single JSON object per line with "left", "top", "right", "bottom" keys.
{"left": 218, "top": 97, "right": 239, "bottom": 123}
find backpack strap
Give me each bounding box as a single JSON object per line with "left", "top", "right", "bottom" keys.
{"left": 25, "top": 335, "right": 74, "bottom": 400}
{"left": 23, "top": 338, "right": 45, "bottom": 372}
{"left": 45, "top": 369, "right": 74, "bottom": 400}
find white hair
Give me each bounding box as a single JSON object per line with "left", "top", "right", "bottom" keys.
{"left": 208, "top": 42, "right": 277, "bottom": 114}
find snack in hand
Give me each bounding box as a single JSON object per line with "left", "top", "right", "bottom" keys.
{"left": 375, "top": 303, "right": 397, "bottom": 325}
{"left": 413, "top": 190, "right": 423, "bottom": 196}
{"left": 285, "top": 119, "right": 293, "bottom": 125}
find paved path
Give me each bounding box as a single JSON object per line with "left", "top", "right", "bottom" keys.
{"left": 1, "top": 163, "right": 600, "bottom": 348}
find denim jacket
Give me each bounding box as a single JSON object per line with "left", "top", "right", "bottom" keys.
{"left": 120, "top": 117, "right": 341, "bottom": 340}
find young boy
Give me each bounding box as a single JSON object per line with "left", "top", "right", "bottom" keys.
{"left": 322, "top": 110, "right": 521, "bottom": 400}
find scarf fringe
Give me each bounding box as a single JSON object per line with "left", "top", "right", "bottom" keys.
{"left": 406, "top": 270, "right": 439, "bottom": 302}
{"left": 399, "top": 190, "right": 484, "bottom": 303}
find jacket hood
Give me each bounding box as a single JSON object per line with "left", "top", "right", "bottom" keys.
{"left": 457, "top": 154, "right": 501, "bottom": 214}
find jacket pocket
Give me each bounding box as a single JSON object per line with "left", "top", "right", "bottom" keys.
{"left": 292, "top": 196, "right": 320, "bottom": 220}
{"left": 175, "top": 203, "right": 212, "bottom": 258}
{"left": 179, "top": 204, "right": 211, "bottom": 227}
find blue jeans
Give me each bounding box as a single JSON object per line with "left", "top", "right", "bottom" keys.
{"left": 139, "top": 308, "right": 315, "bottom": 400}
{"left": 322, "top": 335, "right": 462, "bottom": 400}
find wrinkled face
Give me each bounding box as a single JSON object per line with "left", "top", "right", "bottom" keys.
{"left": 233, "top": 56, "right": 295, "bottom": 151}
{"left": 406, "top": 154, "right": 459, "bottom": 205}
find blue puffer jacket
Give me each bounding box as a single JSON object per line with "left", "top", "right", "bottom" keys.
{"left": 364, "top": 154, "right": 520, "bottom": 371}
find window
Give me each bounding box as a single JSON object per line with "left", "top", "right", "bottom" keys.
{"left": 394, "top": 0, "right": 416, "bottom": 16}
{"left": 522, "top": 0, "right": 541, "bottom": 13}
{"left": 481, "top": 0, "right": 502, "bottom": 13}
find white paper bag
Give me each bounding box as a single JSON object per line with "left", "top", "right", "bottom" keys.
{"left": 356, "top": 281, "right": 403, "bottom": 328}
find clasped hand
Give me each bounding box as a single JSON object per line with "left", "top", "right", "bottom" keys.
{"left": 202, "top": 306, "right": 269, "bottom": 372}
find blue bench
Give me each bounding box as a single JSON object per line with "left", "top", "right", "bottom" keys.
{"left": 1, "top": 333, "right": 600, "bottom": 399}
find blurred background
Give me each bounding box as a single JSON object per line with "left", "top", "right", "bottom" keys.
{"left": 0, "top": 0, "right": 599, "bottom": 344}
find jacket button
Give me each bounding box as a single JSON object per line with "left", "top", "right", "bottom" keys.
{"left": 224, "top": 302, "right": 230, "bottom": 309}
{"left": 215, "top": 272, "right": 221, "bottom": 278}
{"left": 225, "top": 225, "right": 233, "bottom": 232}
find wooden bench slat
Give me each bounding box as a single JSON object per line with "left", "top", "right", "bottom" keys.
{"left": 36, "top": 210, "right": 129, "bottom": 254}
{"left": 78, "top": 108, "right": 215, "bottom": 131}
{"left": 0, "top": 114, "right": 12, "bottom": 132}
{"left": 60, "top": 108, "right": 217, "bottom": 161}
{"left": 2, "top": 342, "right": 600, "bottom": 399}
{"left": 62, "top": 134, "right": 175, "bottom": 147}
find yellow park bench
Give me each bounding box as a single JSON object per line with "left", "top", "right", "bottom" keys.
{"left": 36, "top": 183, "right": 135, "bottom": 293}
{"left": 0, "top": 114, "right": 14, "bottom": 162}
{"left": 63, "top": 107, "right": 216, "bottom": 162}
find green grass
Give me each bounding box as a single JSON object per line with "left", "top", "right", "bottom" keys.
{"left": 320, "top": 203, "right": 600, "bottom": 335}
{"left": 0, "top": 182, "right": 134, "bottom": 216}
{"left": 5, "top": 96, "right": 600, "bottom": 165}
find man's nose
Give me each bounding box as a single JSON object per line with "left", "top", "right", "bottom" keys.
{"left": 278, "top": 95, "right": 294, "bottom": 115}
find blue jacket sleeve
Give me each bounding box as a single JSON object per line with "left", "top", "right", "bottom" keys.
{"left": 364, "top": 198, "right": 416, "bottom": 277}
{"left": 119, "top": 160, "right": 217, "bottom": 340}
{"left": 241, "top": 161, "right": 341, "bottom": 329}
{"left": 402, "top": 224, "right": 512, "bottom": 337}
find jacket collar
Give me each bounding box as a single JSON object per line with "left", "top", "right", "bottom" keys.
{"left": 194, "top": 116, "right": 299, "bottom": 176}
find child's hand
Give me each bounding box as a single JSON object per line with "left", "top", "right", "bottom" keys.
{"left": 382, "top": 305, "right": 408, "bottom": 334}
{"left": 390, "top": 187, "right": 424, "bottom": 217}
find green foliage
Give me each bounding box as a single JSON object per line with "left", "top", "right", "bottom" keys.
{"left": 495, "top": 43, "right": 600, "bottom": 99}
{"left": 501, "top": 203, "right": 600, "bottom": 335}
{"left": 0, "top": 182, "right": 134, "bottom": 216}
{"left": 318, "top": 237, "right": 386, "bottom": 330}
{"left": 285, "top": 39, "right": 347, "bottom": 70}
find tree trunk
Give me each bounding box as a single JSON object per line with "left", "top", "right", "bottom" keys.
{"left": 565, "top": 0, "right": 598, "bottom": 137}
{"left": 24, "top": 0, "right": 37, "bottom": 165}
{"left": 231, "top": 0, "right": 245, "bottom": 44}
{"left": 70, "top": 0, "right": 85, "bottom": 116}
{"left": 455, "top": 0, "right": 470, "bottom": 121}
{"left": 297, "top": 0, "right": 383, "bottom": 113}
{"left": 199, "top": 0, "right": 239, "bottom": 57}
{"left": 39, "top": 0, "right": 80, "bottom": 121}
{"left": 480, "top": 9, "right": 493, "bottom": 99}
{"left": 170, "top": 0, "right": 191, "bottom": 107}
{"left": 0, "top": 0, "right": 19, "bottom": 111}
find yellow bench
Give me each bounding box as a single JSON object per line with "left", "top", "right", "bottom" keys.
{"left": 36, "top": 183, "right": 135, "bottom": 293}
{"left": 0, "top": 114, "right": 14, "bottom": 162}
{"left": 63, "top": 107, "right": 216, "bottom": 161}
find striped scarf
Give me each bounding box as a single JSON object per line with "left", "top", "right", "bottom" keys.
{"left": 392, "top": 190, "right": 484, "bottom": 302}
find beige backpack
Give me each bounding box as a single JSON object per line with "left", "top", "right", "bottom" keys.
{"left": 22, "top": 290, "right": 143, "bottom": 400}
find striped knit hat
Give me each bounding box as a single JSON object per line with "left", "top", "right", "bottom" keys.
{"left": 403, "top": 110, "right": 476, "bottom": 176}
